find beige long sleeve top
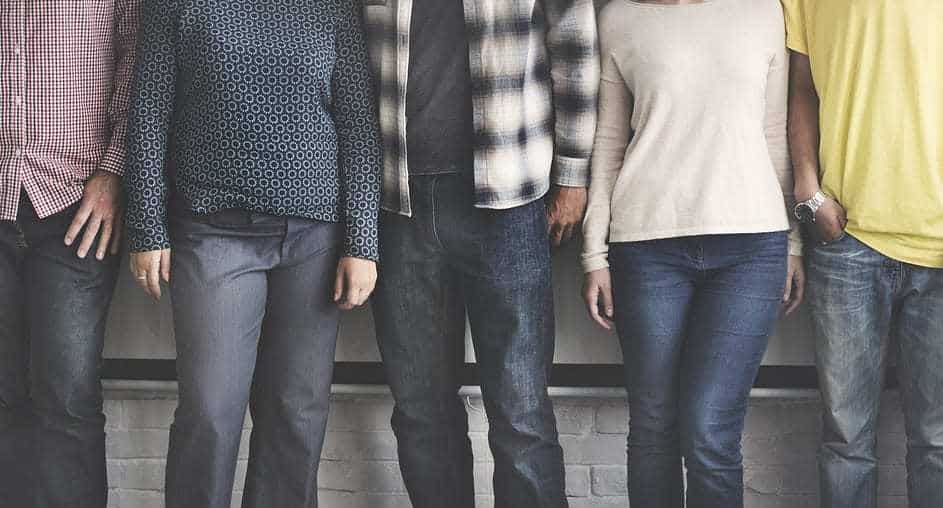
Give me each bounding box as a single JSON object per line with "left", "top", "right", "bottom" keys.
{"left": 582, "top": 0, "right": 802, "bottom": 273}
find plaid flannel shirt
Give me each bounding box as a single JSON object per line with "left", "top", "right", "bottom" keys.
{"left": 363, "top": 0, "right": 599, "bottom": 216}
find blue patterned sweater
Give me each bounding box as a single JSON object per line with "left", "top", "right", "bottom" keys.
{"left": 125, "top": 0, "right": 382, "bottom": 260}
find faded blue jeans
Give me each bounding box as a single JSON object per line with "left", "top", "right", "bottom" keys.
{"left": 609, "top": 232, "right": 788, "bottom": 508}
{"left": 0, "top": 199, "right": 118, "bottom": 508}
{"left": 808, "top": 233, "right": 943, "bottom": 508}
{"left": 371, "top": 174, "right": 566, "bottom": 508}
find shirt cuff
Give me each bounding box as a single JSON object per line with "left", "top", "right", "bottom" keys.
{"left": 581, "top": 253, "right": 609, "bottom": 274}
{"left": 344, "top": 215, "right": 379, "bottom": 262}
{"left": 551, "top": 155, "right": 590, "bottom": 188}
{"left": 97, "top": 145, "right": 127, "bottom": 177}
{"left": 127, "top": 226, "right": 171, "bottom": 253}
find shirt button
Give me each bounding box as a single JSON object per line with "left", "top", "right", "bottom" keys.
{"left": 14, "top": 96, "right": 23, "bottom": 106}
{"left": 15, "top": 149, "right": 22, "bottom": 157}
{"left": 14, "top": 46, "right": 21, "bottom": 56}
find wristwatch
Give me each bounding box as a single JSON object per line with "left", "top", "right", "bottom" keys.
{"left": 794, "top": 190, "right": 828, "bottom": 224}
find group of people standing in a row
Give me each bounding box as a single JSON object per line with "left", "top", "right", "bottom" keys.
{"left": 0, "top": 0, "right": 940, "bottom": 507}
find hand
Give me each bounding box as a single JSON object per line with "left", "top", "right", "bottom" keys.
{"left": 129, "top": 249, "right": 172, "bottom": 300}
{"left": 811, "top": 198, "right": 847, "bottom": 244}
{"left": 64, "top": 170, "right": 123, "bottom": 260}
{"left": 583, "top": 268, "right": 615, "bottom": 330}
{"left": 782, "top": 255, "right": 805, "bottom": 315}
{"left": 546, "top": 185, "right": 587, "bottom": 247}
{"left": 334, "top": 257, "right": 377, "bottom": 310}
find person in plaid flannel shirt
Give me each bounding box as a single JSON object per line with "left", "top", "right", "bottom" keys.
{"left": 363, "top": 0, "right": 599, "bottom": 506}
{"left": 0, "top": 2, "right": 140, "bottom": 507}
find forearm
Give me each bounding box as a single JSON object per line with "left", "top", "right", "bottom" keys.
{"left": 103, "top": 0, "right": 142, "bottom": 177}
{"left": 544, "top": 0, "right": 600, "bottom": 188}
{"left": 334, "top": 0, "right": 382, "bottom": 261}
{"left": 787, "top": 53, "right": 822, "bottom": 200}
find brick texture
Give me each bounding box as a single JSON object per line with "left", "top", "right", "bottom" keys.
{"left": 103, "top": 391, "right": 909, "bottom": 507}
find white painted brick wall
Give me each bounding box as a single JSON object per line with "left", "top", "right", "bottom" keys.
{"left": 103, "top": 388, "right": 909, "bottom": 508}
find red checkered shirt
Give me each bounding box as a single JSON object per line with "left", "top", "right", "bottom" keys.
{"left": 0, "top": 1, "right": 140, "bottom": 221}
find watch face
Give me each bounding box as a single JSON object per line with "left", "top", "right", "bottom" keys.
{"left": 795, "top": 204, "right": 815, "bottom": 224}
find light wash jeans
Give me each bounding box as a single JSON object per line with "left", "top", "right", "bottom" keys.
{"left": 609, "top": 232, "right": 789, "bottom": 508}
{"left": 808, "top": 233, "right": 943, "bottom": 508}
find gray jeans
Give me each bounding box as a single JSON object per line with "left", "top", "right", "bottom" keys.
{"left": 165, "top": 208, "right": 342, "bottom": 508}
{"left": 808, "top": 234, "right": 943, "bottom": 508}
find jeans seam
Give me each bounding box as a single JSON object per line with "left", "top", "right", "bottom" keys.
{"left": 430, "top": 177, "right": 447, "bottom": 251}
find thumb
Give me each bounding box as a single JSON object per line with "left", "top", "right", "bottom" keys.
{"left": 161, "top": 250, "right": 172, "bottom": 283}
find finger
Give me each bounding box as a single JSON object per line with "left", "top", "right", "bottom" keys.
{"left": 600, "top": 285, "right": 615, "bottom": 320}
{"left": 134, "top": 273, "right": 149, "bottom": 294}
{"left": 161, "top": 250, "right": 172, "bottom": 283}
{"left": 585, "top": 288, "right": 611, "bottom": 330}
{"left": 343, "top": 274, "right": 359, "bottom": 308}
{"left": 333, "top": 266, "right": 346, "bottom": 303}
{"left": 129, "top": 257, "right": 148, "bottom": 292}
{"left": 786, "top": 272, "right": 805, "bottom": 316}
{"left": 352, "top": 286, "right": 368, "bottom": 307}
{"left": 550, "top": 223, "right": 565, "bottom": 247}
{"left": 584, "top": 288, "right": 602, "bottom": 324}
{"left": 559, "top": 223, "right": 576, "bottom": 245}
{"left": 359, "top": 279, "right": 377, "bottom": 303}
{"left": 110, "top": 223, "right": 122, "bottom": 255}
{"left": 147, "top": 256, "right": 162, "bottom": 300}
{"left": 96, "top": 219, "right": 113, "bottom": 260}
{"left": 64, "top": 202, "right": 94, "bottom": 246}
{"left": 76, "top": 215, "right": 103, "bottom": 259}
{"left": 545, "top": 207, "right": 555, "bottom": 235}
{"left": 783, "top": 267, "right": 794, "bottom": 303}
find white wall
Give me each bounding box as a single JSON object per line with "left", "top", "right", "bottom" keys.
{"left": 103, "top": 242, "right": 816, "bottom": 365}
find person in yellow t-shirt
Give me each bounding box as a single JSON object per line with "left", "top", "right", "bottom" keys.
{"left": 782, "top": 1, "right": 943, "bottom": 507}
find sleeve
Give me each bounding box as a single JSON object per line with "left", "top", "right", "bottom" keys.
{"left": 780, "top": 0, "right": 809, "bottom": 55}
{"left": 123, "top": 0, "right": 177, "bottom": 253}
{"left": 332, "top": 0, "right": 383, "bottom": 261}
{"left": 581, "top": 48, "right": 632, "bottom": 273}
{"left": 766, "top": 24, "right": 803, "bottom": 257}
{"left": 97, "top": 0, "right": 142, "bottom": 177}
{"left": 542, "top": 0, "right": 601, "bottom": 188}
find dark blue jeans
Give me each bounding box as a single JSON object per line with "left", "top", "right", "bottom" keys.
{"left": 609, "top": 232, "right": 788, "bottom": 508}
{"left": 808, "top": 234, "right": 943, "bottom": 508}
{"left": 165, "top": 209, "right": 343, "bottom": 508}
{"left": 0, "top": 200, "right": 118, "bottom": 508}
{"left": 371, "top": 174, "right": 566, "bottom": 508}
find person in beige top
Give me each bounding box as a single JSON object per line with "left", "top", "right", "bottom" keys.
{"left": 581, "top": 0, "right": 804, "bottom": 506}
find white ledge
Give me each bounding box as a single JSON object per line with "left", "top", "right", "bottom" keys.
{"left": 103, "top": 380, "right": 822, "bottom": 401}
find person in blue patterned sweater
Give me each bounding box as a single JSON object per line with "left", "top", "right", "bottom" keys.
{"left": 123, "top": 1, "right": 382, "bottom": 507}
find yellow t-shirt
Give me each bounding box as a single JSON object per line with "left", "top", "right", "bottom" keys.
{"left": 782, "top": 0, "right": 943, "bottom": 268}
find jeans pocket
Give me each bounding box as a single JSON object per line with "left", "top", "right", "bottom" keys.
{"left": 814, "top": 228, "right": 848, "bottom": 249}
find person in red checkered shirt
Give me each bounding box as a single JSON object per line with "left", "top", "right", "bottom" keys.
{"left": 0, "top": 2, "right": 140, "bottom": 507}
